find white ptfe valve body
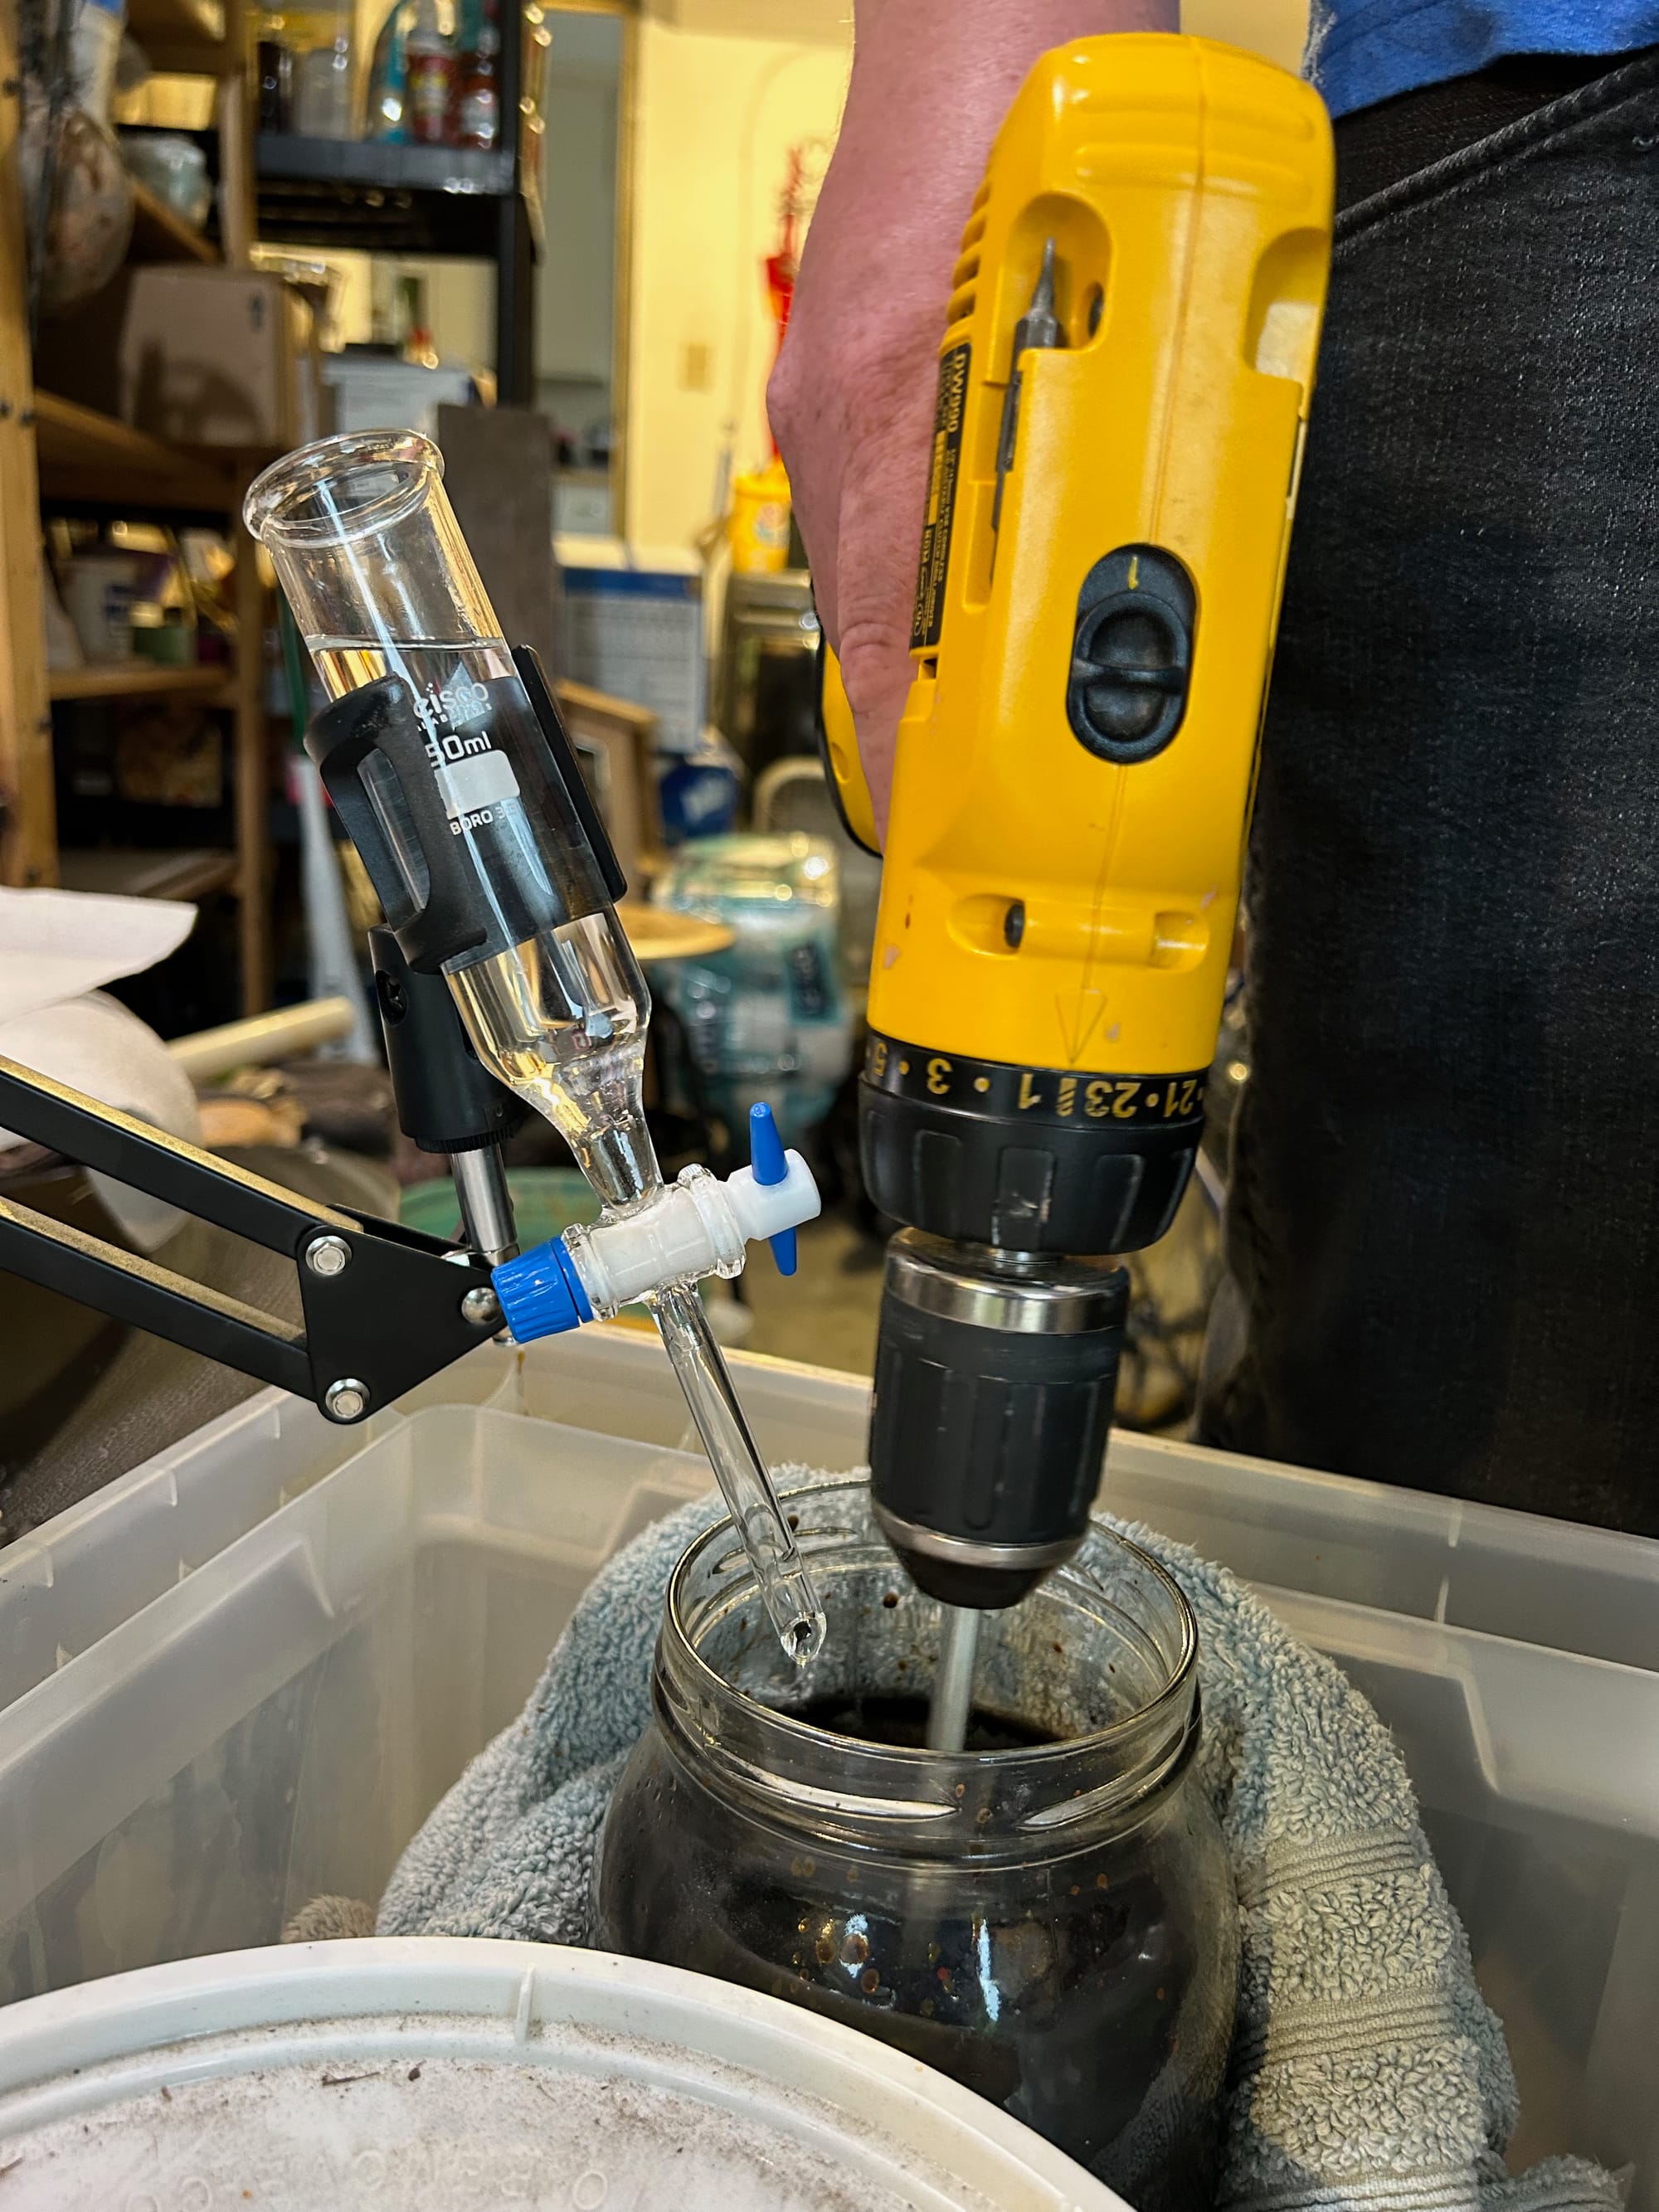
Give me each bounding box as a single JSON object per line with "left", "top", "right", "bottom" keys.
{"left": 565, "top": 1153, "right": 820, "bottom": 1318}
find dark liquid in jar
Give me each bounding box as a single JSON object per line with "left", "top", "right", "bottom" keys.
{"left": 611, "top": 1694, "right": 1219, "bottom": 2208}
{"left": 786, "top": 1691, "right": 1052, "bottom": 1753}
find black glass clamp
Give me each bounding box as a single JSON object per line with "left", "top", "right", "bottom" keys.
{"left": 304, "top": 644, "right": 626, "bottom": 975}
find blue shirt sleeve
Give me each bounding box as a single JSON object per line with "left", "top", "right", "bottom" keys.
{"left": 1307, "top": 0, "right": 1659, "bottom": 118}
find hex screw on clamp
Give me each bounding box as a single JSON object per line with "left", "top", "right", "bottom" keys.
{"left": 325, "top": 1377, "right": 369, "bottom": 1421}
{"left": 306, "top": 1234, "right": 352, "bottom": 1277}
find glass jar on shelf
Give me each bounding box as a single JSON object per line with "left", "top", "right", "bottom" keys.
{"left": 404, "top": 0, "right": 456, "bottom": 146}
{"left": 450, "top": 0, "right": 500, "bottom": 150}
{"left": 259, "top": 0, "right": 355, "bottom": 138}
{"left": 593, "top": 1475, "right": 1238, "bottom": 2212}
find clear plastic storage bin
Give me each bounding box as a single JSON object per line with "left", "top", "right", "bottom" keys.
{"left": 0, "top": 1327, "right": 1655, "bottom": 2204}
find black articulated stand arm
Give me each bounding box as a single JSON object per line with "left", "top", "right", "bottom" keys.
{"left": 0, "top": 645, "right": 625, "bottom": 1428}
{"left": 0, "top": 1057, "right": 505, "bottom": 1423}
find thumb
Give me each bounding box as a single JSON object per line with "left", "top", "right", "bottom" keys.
{"left": 834, "top": 608, "right": 912, "bottom": 848}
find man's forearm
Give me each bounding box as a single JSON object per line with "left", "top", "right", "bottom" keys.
{"left": 851, "top": 0, "right": 1177, "bottom": 93}
{"left": 770, "top": 0, "right": 1176, "bottom": 831}
{"left": 825, "top": 0, "right": 1177, "bottom": 366}
{"left": 847, "top": 0, "right": 1177, "bottom": 156}
{"left": 839, "top": 3, "right": 1175, "bottom": 243}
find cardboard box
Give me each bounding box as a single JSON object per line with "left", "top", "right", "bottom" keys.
{"left": 118, "top": 269, "right": 323, "bottom": 450}
{"left": 556, "top": 679, "right": 661, "bottom": 887}
{"left": 37, "top": 267, "right": 324, "bottom": 449}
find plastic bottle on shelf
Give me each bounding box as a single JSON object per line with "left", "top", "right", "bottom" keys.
{"left": 450, "top": 0, "right": 501, "bottom": 151}
{"left": 290, "top": 0, "right": 354, "bottom": 139}
{"left": 363, "top": 0, "right": 411, "bottom": 139}
{"left": 404, "top": 0, "right": 455, "bottom": 147}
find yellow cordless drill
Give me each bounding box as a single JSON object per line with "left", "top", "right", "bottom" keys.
{"left": 821, "top": 35, "right": 1333, "bottom": 1642}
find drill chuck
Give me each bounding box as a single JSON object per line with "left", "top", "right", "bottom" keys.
{"left": 870, "top": 1231, "right": 1127, "bottom": 1609}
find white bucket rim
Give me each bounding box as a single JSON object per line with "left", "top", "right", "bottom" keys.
{"left": 0, "top": 1937, "right": 1129, "bottom": 2210}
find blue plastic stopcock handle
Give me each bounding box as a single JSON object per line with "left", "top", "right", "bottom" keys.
{"left": 750, "top": 1100, "right": 796, "bottom": 1276}
{"left": 491, "top": 1234, "right": 595, "bottom": 1344}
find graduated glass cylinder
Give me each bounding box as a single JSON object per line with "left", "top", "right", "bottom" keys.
{"left": 245, "top": 430, "right": 656, "bottom": 1197}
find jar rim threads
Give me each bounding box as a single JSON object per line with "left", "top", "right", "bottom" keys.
{"left": 653, "top": 1474, "right": 1200, "bottom": 1860}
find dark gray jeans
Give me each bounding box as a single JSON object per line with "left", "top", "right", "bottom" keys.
{"left": 1199, "top": 51, "right": 1659, "bottom": 1534}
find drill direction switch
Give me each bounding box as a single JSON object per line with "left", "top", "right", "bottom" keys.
{"left": 1067, "top": 543, "right": 1196, "bottom": 765}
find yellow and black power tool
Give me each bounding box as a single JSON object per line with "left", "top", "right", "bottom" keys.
{"left": 822, "top": 35, "right": 1333, "bottom": 1621}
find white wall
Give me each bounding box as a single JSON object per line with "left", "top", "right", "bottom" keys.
{"left": 1184, "top": 0, "right": 1309, "bottom": 70}
{"left": 538, "top": 10, "right": 622, "bottom": 403}
{"left": 623, "top": 16, "right": 850, "bottom": 549}
{"left": 619, "top": 0, "right": 1311, "bottom": 552}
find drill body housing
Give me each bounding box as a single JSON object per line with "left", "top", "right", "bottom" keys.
{"left": 825, "top": 35, "right": 1334, "bottom": 1607}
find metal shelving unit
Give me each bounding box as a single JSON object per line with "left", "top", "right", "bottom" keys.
{"left": 251, "top": 2, "right": 538, "bottom": 402}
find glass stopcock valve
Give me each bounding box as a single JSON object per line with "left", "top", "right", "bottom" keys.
{"left": 493, "top": 1101, "right": 819, "bottom": 1339}
{"left": 246, "top": 430, "right": 825, "bottom": 1665}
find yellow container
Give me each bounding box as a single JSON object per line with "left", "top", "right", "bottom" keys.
{"left": 727, "top": 457, "right": 792, "bottom": 574}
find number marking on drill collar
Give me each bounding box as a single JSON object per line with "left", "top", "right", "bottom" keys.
{"left": 865, "top": 1034, "right": 1207, "bottom": 1130}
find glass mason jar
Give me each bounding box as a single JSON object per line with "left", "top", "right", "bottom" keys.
{"left": 593, "top": 1477, "right": 1238, "bottom": 2210}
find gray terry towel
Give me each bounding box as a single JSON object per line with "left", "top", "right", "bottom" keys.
{"left": 378, "top": 1471, "right": 1623, "bottom": 2212}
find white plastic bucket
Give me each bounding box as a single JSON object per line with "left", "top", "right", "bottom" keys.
{"left": 0, "top": 1937, "right": 1129, "bottom": 2210}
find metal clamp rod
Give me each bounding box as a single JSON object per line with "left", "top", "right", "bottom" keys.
{"left": 451, "top": 1145, "right": 518, "bottom": 1267}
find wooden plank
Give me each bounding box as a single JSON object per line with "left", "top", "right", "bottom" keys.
{"left": 0, "top": 0, "right": 56, "bottom": 886}
{"left": 125, "top": 0, "right": 230, "bottom": 75}
{"left": 216, "top": 64, "right": 253, "bottom": 267}
{"left": 33, "top": 391, "right": 239, "bottom": 511}
{"left": 215, "top": 0, "right": 254, "bottom": 265}
{"left": 48, "top": 662, "right": 231, "bottom": 702}
{"left": 556, "top": 678, "right": 656, "bottom": 734}
{"left": 129, "top": 181, "right": 218, "bottom": 266}
{"left": 58, "top": 847, "right": 238, "bottom": 901}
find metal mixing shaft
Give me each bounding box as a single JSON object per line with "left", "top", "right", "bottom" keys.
{"left": 927, "top": 1603, "right": 981, "bottom": 1752}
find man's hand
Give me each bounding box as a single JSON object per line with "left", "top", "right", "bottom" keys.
{"left": 768, "top": 0, "right": 1173, "bottom": 837}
